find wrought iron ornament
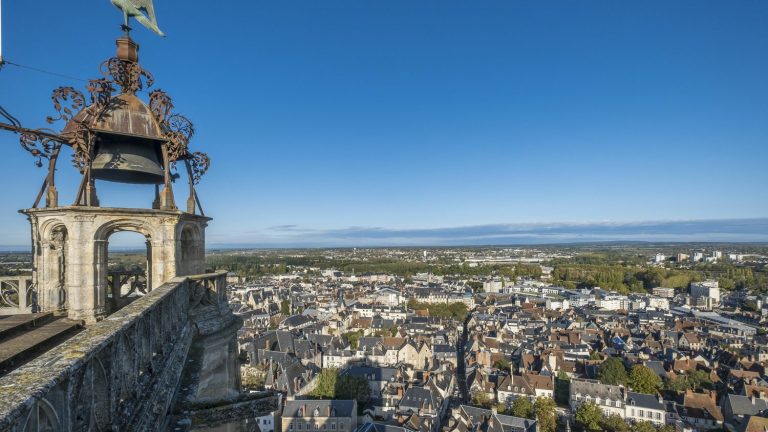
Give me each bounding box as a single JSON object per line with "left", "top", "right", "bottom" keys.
{"left": 24, "top": 41, "right": 211, "bottom": 184}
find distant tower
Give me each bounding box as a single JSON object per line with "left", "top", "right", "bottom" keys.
{"left": 19, "top": 37, "right": 210, "bottom": 323}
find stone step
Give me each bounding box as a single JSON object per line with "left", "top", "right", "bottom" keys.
{"left": 0, "top": 317, "right": 83, "bottom": 375}
{"left": 0, "top": 312, "right": 54, "bottom": 342}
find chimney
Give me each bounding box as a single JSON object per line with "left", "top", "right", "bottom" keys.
{"left": 491, "top": 406, "right": 497, "bottom": 415}
{"left": 752, "top": 395, "right": 757, "bottom": 405}
{"left": 327, "top": 404, "right": 332, "bottom": 416}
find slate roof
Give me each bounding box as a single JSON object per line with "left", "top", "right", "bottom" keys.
{"left": 283, "top": 399, "right": 356, "bottom": 418}
{"left": 724, "top": 394, "right": 768, "bottom": 417}
{"left": 399, "top": 386, "right": 437, "bottom": 411}
{"left": 344, "top": 366, "right": 398, "bottom": 382}
{"left": 626, "top": 392, "right": 664, "bottom": 410}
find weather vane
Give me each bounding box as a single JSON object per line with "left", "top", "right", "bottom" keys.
{"left": 110, "top": 0, "right": 165, "bottom": 37}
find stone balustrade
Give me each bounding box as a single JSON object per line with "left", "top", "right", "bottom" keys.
{"left": 0, "top": 276, "right": 34, "bottom": 315}
{"left": 0, "top": 271, "right": 243, "bottom": 431}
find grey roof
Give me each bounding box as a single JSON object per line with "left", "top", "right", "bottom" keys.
{"left": 399, "top": 386, "right": 437, "bottom": 411}
{"left": 458, "top": 406, "right": 536, "bottom": 432}
{"left": 644, "top": 361, "right": 668, "bottom": 379}
{"left": 626, "top": 392, "right": 664, "bottom": 410}
{"left": 570, "top": 379, "right": 625, "bottom": 402}
{"left": 357, "top": 423, "right": 409, "bottom": 432}
{"left": 724, "top": 393, "right": 768, "bottom": 416}
{"left": 344, "top": 366, "right": 397, "bottom": 382}
{"left": 433, "top": 344, "right": 455, "bottom": 353}
{"left": 283, "top": 400, "right": 356, "bottom": 418}
{"left": 494, "top": 414, "right": 537, "bottom": 432}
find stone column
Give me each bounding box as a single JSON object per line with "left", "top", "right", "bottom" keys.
{"left": 66, "top": 215, "right": 105, "bottom": 323}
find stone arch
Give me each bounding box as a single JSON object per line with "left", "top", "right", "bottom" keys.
{"left": 22, "top": 397, "right": 61, "bottom": 432}
{"left": 176, "top": 221, "right": 204, "bottom": 276}
{"left": 93, "top": 218, "right": 158, "bottom": 242}
{"left": 93, "top": 219, "right": 157, "bottom": 315}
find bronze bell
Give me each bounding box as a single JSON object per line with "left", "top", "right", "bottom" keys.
{"left": 91, "top": 135, "right": 165, "bottom": 184}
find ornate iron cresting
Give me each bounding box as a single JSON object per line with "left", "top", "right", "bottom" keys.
{"left": 0, "top": 36, "right": 211, "bottom": 212}
{"left": 101, "top": 57, "right": 153, "bottom": 94}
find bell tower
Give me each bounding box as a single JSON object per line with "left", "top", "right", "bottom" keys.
{"left": 16, "top": 35, "right": 212, "bottom": 323}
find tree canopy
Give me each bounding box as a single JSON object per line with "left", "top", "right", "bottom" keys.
{"left": 574, "top": 402, "right": 603, "bottom": 432}
{"left": 510, "top": 397, "right": 533, "bottom": 418}
{"left": 533, "top": 397, "right": 556, "bottom": 432}
{"left": 628, "top": 365, "right": 662, "bottom": 394}
{"left": 308, "top": 369, "right": 371, "bottom": 413}
{"left": 598, "top": 357, "right": 627, "bottom": 386}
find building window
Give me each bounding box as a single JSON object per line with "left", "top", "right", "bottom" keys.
{"left": 639, "top": 410, "right": 644, "bottom": 417}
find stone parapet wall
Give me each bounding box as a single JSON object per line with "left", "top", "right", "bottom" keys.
{"left": 0, "top": 271, "right": 231, "bottom": 432}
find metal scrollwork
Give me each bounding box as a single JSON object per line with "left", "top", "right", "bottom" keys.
{"left": 147, "top": 89, "right": 210, "bottom": 184}
{"left": 102, "top": 57, "right": 154, "bottom": 94}
{"left": 148, "top": 89, "right": 173, "bottom": 123}
{"left": 46, "top": 87, "right": 86, "bottom": 124}
{"left": 165, "top": 114, "right": 195, "bottom": 162}
{"left": 86, "top": 78, "right": 115, "bottom": 110}
{"left": 20, "top": 129, "right": 59, "bottom": 167}
{"left": 188, "top": 152, "right": 210, "bottom": 185}
{"left": 69, "top": 127, "right": 95, "bottom": 171}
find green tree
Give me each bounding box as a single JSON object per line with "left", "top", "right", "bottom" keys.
{"left": 599, "top": 357, "right": 628, "bottom": 385}
{"left": 631, "top": 421, "right": 658, "bottom": 432}
{"left": 310, "top": 368, "right": 338, "bottom": 398}
{"left": 667, "top": 370, "right": 712, "bottom": 392}
{"left": 555, "top": 371, "right": 571, "bottom": 405}
{"left": 600, "top": 414, "right": 630, "bottom": 432}
{"left": 336, "top": 375, "right": 372, "bottom": 412}
{"left": 628, "top": 365, "right": 662, "bottom": 394}
{"left": 574, "top": 402, "right": 604, "bottom": 432}
{"left": 533, "top": 397, "right": 556, "bottom": 432}
{"left": 343, "top": 331, "right": 364, "bottom": 350}
{"left": 280, "top": 299, "right": 290, "bottom": 315}
{"left": 688, "top": 369, "right": 712, "bottom": 390}
{"left": 494, "top": 358, "right": 512, "bottom": 371}
{"left": 494, "top": 402, "right": 507, "bottom": 415}
{"left": 510, "top": 397, "right": 534, "bottom": 418}
{"left": 472, "top": 392, "right": 493, "bottom": 409}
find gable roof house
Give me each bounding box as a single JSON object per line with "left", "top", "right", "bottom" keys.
{"left": 569, "top": 379, "right": 626, "bottom": 418}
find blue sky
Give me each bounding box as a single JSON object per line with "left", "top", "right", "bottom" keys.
{"left": 1, "top": 1, "right": 767, "bottom": 247}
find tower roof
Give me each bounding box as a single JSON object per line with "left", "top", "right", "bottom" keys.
{"left": 63, "top": 93, "right": 164, "bottom": 142}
